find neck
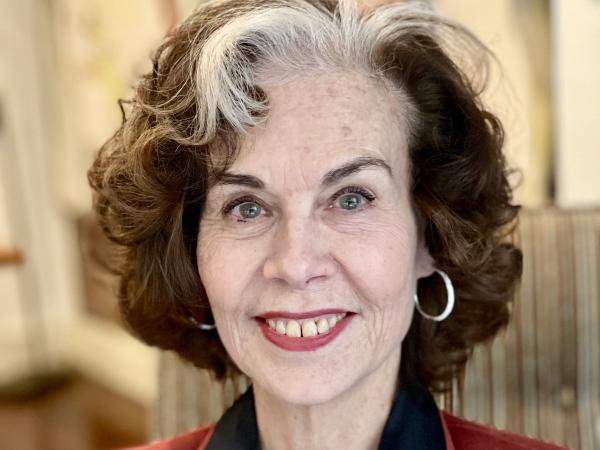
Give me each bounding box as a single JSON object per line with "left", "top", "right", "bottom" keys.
{"left": 253, "top": 349, "right": 401, "bottom": 450}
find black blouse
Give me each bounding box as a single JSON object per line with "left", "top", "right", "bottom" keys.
{"left": 206, "top": 380, "right": 446, "bottom": 449}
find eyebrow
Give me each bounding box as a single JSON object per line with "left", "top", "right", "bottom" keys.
{"left": 215, "top": 173, "right": 265, "bottom": 189}
{"left": 214, "top": 156, "right": 392, "bottom": 189}
{"left": 321, "top": 156, "right": 392, "bottom": 186}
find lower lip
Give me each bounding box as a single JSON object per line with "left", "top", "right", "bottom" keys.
{"left": 258, "top": 315, "right": 354, "bottom": 352}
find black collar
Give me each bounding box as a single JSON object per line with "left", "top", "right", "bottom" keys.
{"left": 206, "top": 380, "right": 446, "bottom": 450}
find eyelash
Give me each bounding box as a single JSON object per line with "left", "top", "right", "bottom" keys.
{"left": 221, "top": 195, "right": 262, "bottom": 215}
{"left": 221, "top": 185, "right": 376, "bottom": 218}
{"left": 331, "top": 185, "right": 376, "bottom": 205}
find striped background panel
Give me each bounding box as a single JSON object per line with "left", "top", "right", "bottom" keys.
{"left": 152, "top": 208, "right": 600, "bottom": 449}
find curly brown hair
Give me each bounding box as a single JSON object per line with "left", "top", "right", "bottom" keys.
{"left": 88, "top": 0, "right": 522, "bottom": 393}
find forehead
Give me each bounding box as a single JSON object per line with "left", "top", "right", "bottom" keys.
{"left": 230, "top": 71, "right": 410, "bottom": 179}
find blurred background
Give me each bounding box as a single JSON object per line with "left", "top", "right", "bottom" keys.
{"left": 0, "top": 0, "right": 598, "bottom": 449}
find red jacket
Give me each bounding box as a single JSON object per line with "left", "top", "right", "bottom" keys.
{"left": 126, "top": 412, "right": 569, "bottom": 450}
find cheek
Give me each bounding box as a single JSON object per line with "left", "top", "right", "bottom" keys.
{"left": 197, "top": 235, "right": 258, "bottom": 364}
{"left": 334, "top": 217, "right": 418, "bottom": 344}
{"left": 197, "top": 227, "right": 266, "bottom": 316}
{"left": 197, "top": 228, "right": 237, "bottom": 312}
{"left": 336, "top": 217, "right": 419, "bottom": 298}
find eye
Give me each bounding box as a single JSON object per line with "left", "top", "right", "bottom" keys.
{"left": 222, "top": 195, "right": 265, "bottom": 221}
{"left": 238, "top": 202, "right": 262, "bottom": 219}
{"left": 331, "top": 186, "right": 376, "bottom": 211}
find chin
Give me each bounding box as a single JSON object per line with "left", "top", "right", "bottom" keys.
{"left": 252, "top": 366, "right": 358, "bottom": 407}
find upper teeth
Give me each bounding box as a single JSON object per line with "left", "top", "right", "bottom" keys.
{"left": 266, "top": 314, "right": 346, "bottom": 338}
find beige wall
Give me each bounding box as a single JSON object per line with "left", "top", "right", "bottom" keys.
{"left": 0, "top": 0, "right": 158, "bottom": 405}
{"left": 0, "top": 149, "right": 29, "bottom": 384}
{"left": 0, "top": 0, "right": 70, "bottom": 382}
{"left": 553, "top": 0, "right": 600, "bottom": 207}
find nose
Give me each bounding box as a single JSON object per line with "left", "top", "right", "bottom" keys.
{"left": 262, "top": 217, "right": 336, "bottom": 289}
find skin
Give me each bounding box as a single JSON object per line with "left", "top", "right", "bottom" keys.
{"left": 197, "top": 72, "right": 435, "bottom": 450}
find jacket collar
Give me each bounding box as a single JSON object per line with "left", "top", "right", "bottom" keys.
{"left": 206, "top": 380, "right": 447, "bottom": 450}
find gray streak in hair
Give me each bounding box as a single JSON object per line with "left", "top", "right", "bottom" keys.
{"left": 151, "top": 0, "right": 486, "bottom": 146}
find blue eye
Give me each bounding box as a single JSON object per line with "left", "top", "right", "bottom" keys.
{"left": 332, "top": 186, "right": 376, "bottom": 211}
{"left": 222, "top": 195, "right": 264, "bottom": 221}
{"left": 239, "top": 202, "right": 262, "bottom": 219}
{"left": 338, "top": 193, "right": 362, "bottom": 210}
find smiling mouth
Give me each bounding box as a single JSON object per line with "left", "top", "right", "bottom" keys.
{"left": 256, "top": 310, "right": 355, "bottom": 351}
{"left": 263, "top": 313, "right": 348, "bottom": 338}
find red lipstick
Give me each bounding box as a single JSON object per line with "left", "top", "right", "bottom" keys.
{"left": 257, "top": 310, "right": 354, "bottom": 352}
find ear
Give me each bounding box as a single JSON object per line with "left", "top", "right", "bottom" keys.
{"left": 415, "top": 239, "right": 436, "bottom": 279}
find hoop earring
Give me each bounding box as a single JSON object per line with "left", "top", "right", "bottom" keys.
{"left": 189, "top": 316, "right": 216, "bottom": 331}
{"left": 414, "top": 269, "right": 455, "bottom": 322}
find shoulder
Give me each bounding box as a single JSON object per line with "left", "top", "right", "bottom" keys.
{"left": 122, "top": 425, "right": 215, "bottom": 450}
{"left": 441, "top": 412, "right": 570, "bottom": 450}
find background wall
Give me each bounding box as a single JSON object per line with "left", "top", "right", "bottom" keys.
{"left": 0, "top": 0, "right": 72, "bottom": 386}
{"left": 553, "top": 0, "right": 600, "bottom": 207}
{"left": 0, "top": 0, "right": 176, "bottom": 409}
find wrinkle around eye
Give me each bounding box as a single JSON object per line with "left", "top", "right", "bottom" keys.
{"left": 218, "top": 204, "right": 276, "bottom": 239}
{"left": 200, "top": 214, "right": 275, "bottom": 241}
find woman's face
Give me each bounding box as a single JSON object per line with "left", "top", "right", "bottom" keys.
{"left": 197, "top": 72, "right": 434, "bottom": 406}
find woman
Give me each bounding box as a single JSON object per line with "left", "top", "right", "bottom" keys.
{"left": 89, "top": 0, "right": 568, "bottom": 448}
